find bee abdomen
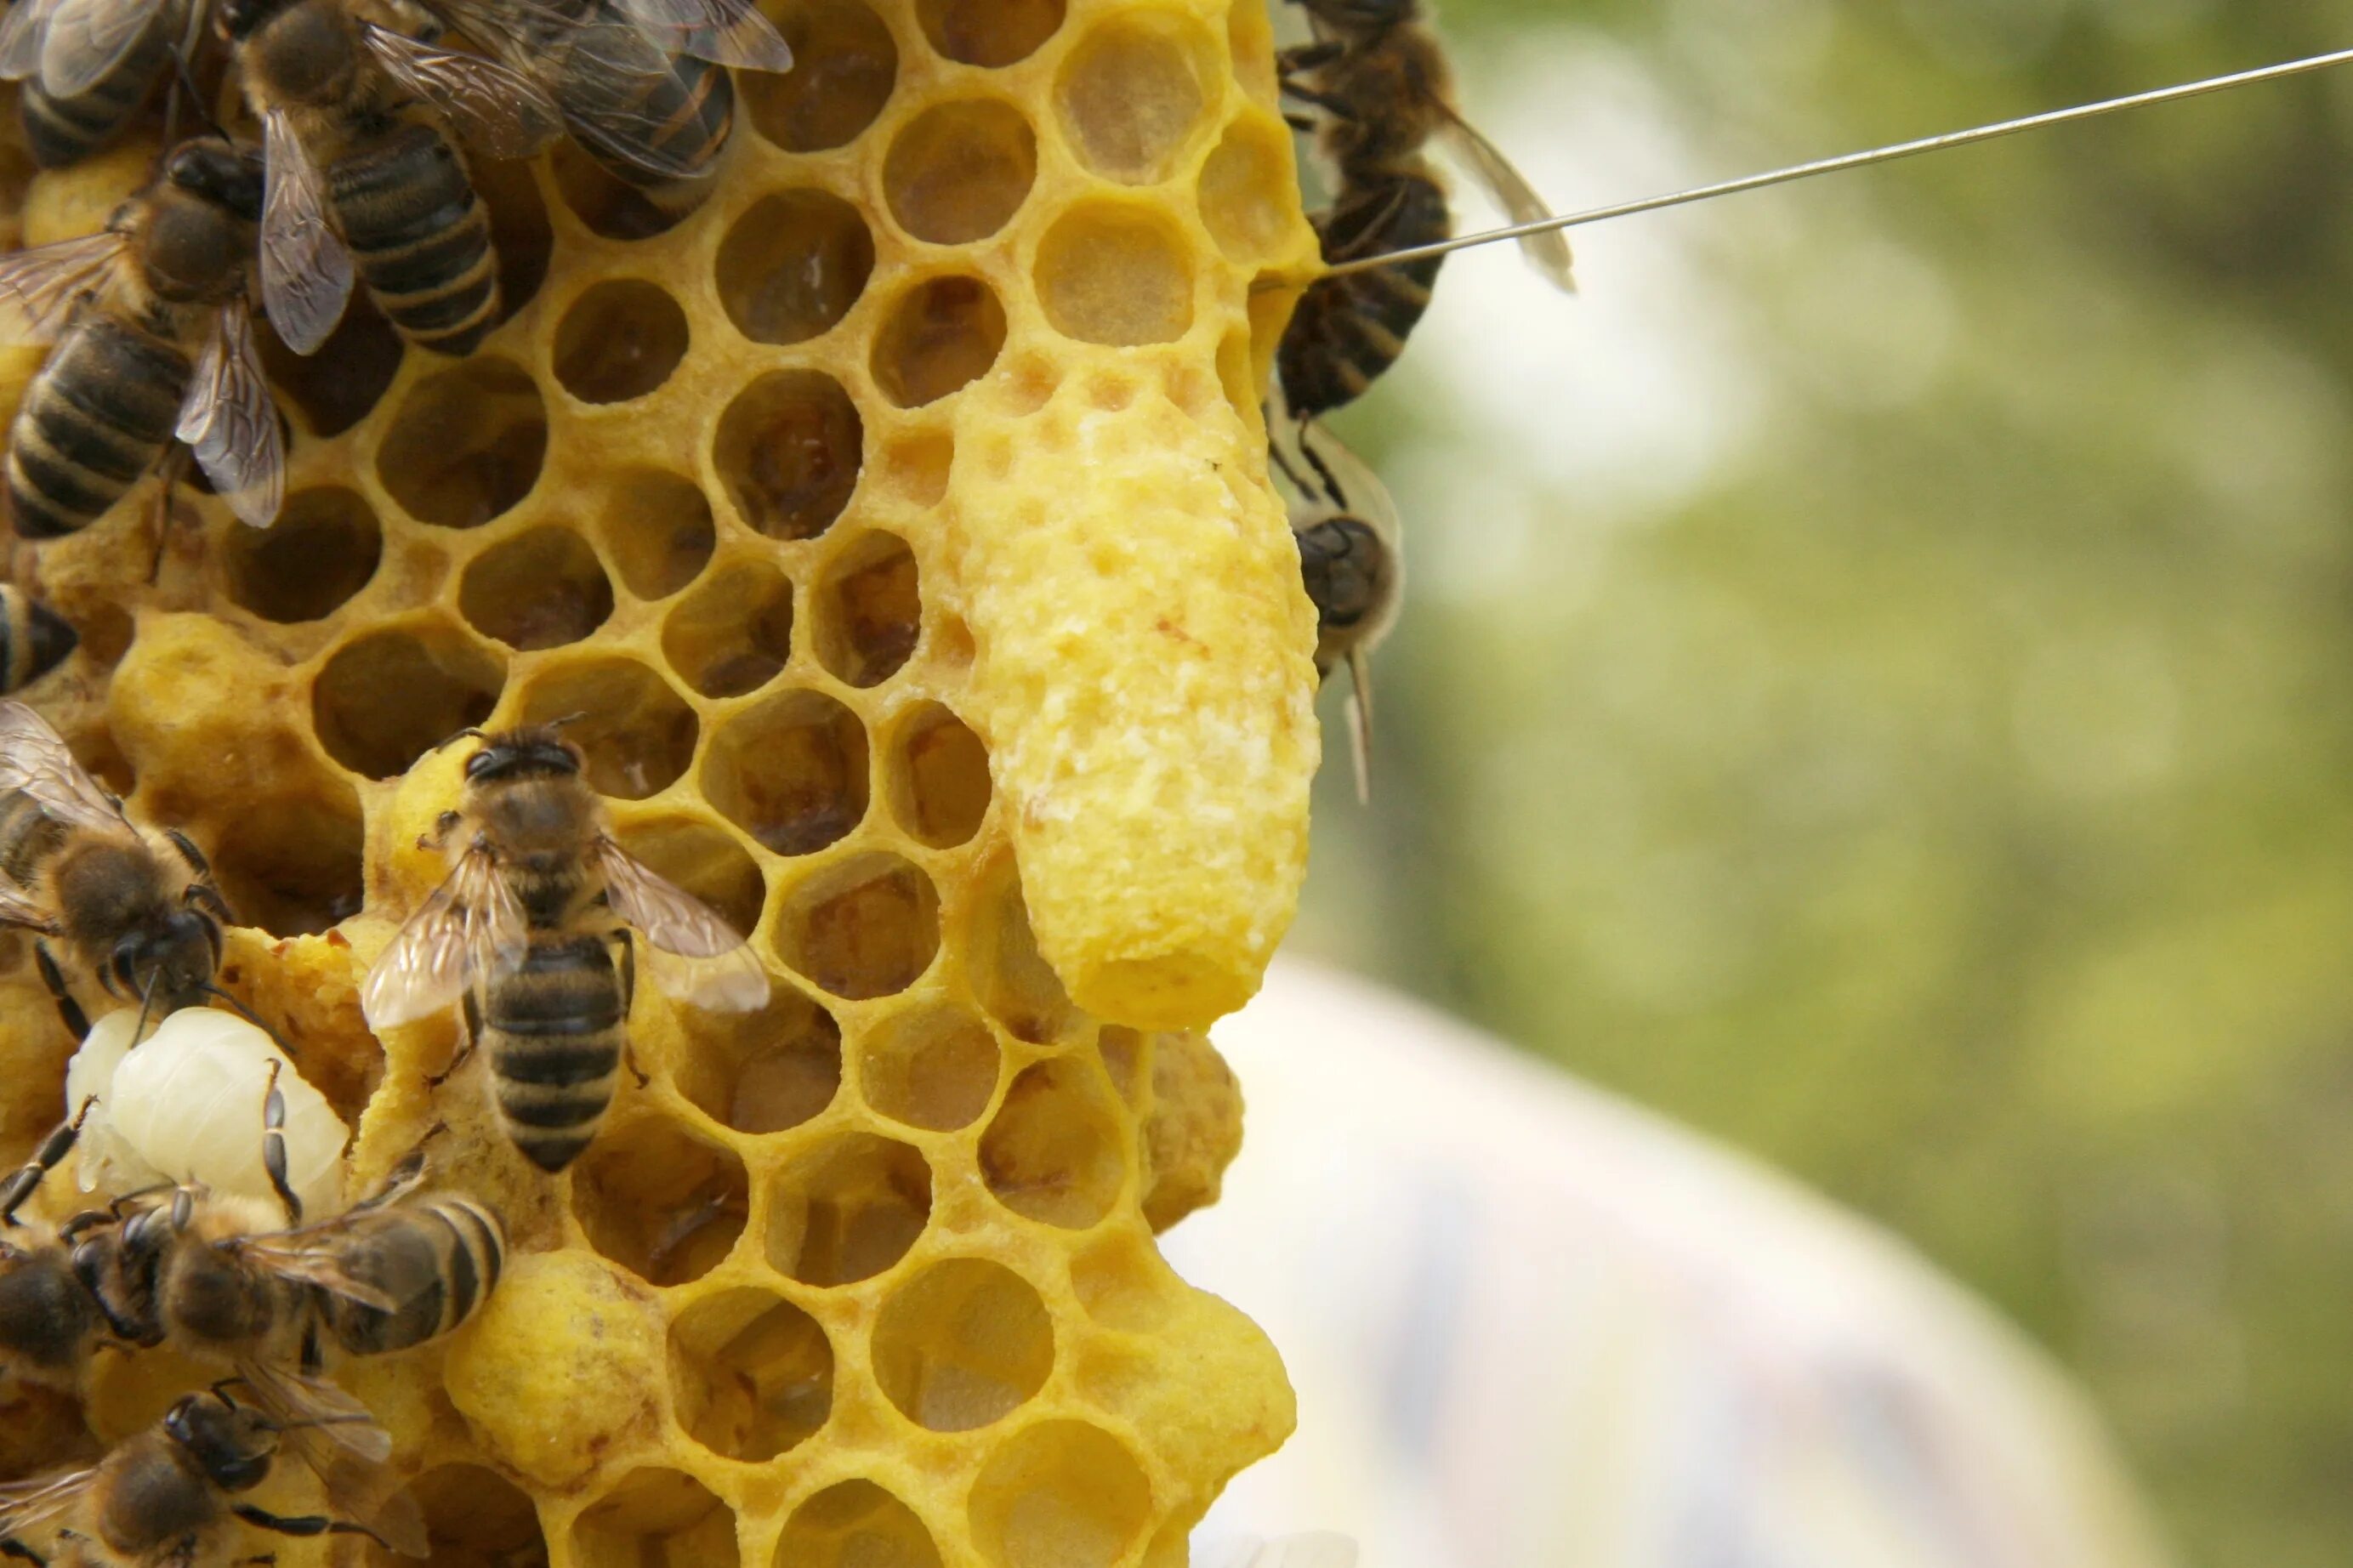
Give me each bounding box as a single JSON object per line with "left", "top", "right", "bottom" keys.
{"left": 484, "top": 935, "right": 625, "bottom": 1171}
{"left": 318, "top": 1197, "right": 505, "bottom": 1355}
{"left": 6, "top": 317, "right": 190, "bottom": 539}
{"left": 329, "top": 122, "right": 499, "bottom": 356}
{"left": 1276, "top": 170, "right": 1450, "bottom": 418}
{"left": 0, "top": 791, "right": 67, "bottom": 884}
{"left": 0, "top": 586, "right": 77, "bottom": 692}
{"left": 17, "top": 14, "right": 173, "bottom": 169}
{"left": 571, "top": 53, "right": 734, "bottom": 195}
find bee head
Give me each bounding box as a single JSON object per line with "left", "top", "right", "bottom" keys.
{"left": 465, "top": 728, "right": 585, "bottom": 786}
{"left": 163, "top": 1390, "right": 277, "bottom": 1492}
{"left": 219, "top": 0, "right": 296, "bottom": 42}
{"left": 163, "top": 141, "right": 266, "bottom": 225}
{"left": 141, "top": 148, "right": 260, "bottom": 305}
{"left": 1295, "top": 514, "right": 1389, "bottom": 631}
{"left": 109, "top": 906, "right": 223, "bottom": 1012}
{"left": 1299, "top": 0, "right": 1414, "bottom": 36}
{"left": 229, "top": 0, "right": 356, "bottom": 101}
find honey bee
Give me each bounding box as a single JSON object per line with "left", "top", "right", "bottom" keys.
{"left": 220, "top": 0, "right": 565, "bottom": 356}
{"left": 0, "top": 1382, "right": 423, "bottom": 1567}
{"left": 0, "top": 0, "right": 198, "bottom": 168}
{"left": 361, "top": 724, "right": 770, "bottom": 1172}
{"left": 1269, "top": 397, "right": 1401, "bottom": 802}
{"left": 0, "top": 588, "right": 77, "bottom": 696}
{"left": 0, "top": 702, "right": 231, "bottom": 1042}
{"left": 1275, "top": 0, "right": 1574, "bottom": 417}
{"left": 0, "top": 139, "right": 282, "bottom": 541}
{"left": 426, "top": 0, "right": 791, "bottom": 213}
{"left": 0, "top": 1101, "right": 105, "bottom": 1389}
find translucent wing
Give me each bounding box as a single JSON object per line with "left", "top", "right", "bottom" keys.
{"left": 259, "top": 107, "right": 354, "bottom": 355}
{"left": 37, "top": 0, "right": 160, "bottom": 99}
{"left": 234, "top": 1361, "right": 429, "bottom": 1557}
{"left": 358, "top": 22, "right": 563, "bottom": 159}
{"left": 0, "top": 880, "right": 53, "bottom": 929}
{"left": 361, "top": 846, "right": 525, "bottom": 1029}
{"left": 0, "top": 0, "right": 61, "bottom": 82}
{"left": 233, "top": 1230, "right": 402, "bottom": 1313}
{"left": 1297, "top": 419, "right": 1401, "bottom": 543}
{"left": 597, "top": 838, "right": 770, "bottom": 1010}
{"left": 0, "top": 1464, "right": 96, "bottom": 1541}
{"left": 0, "top": 228, "right": 124, "bottom": 345}
{"left": 1435, "top": 107, "right": 1575, "bottom": 293}
{"left": 1343, "top": 646, "right": 1373, "bottom": 806}
{"left": 440, "top": 0, "right": 713, "bottom": 180}
{"left": 611, "top": 0, "right": 791, "bottom": 71}
{"left": 640, "top": 940, "right": 771, "bottom": 1012}
{"left": 174, "top": 297, "right": 283, "bottom": 530}
{"left": 0, "top": 700, "right": 129, "bottom": 831}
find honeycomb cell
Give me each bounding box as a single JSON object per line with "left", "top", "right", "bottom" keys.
{"left": 774, "top": 1483, "right": 941, "bottom": 1568}
{"left": 206, "top": 782, "right": 364, "bottom": 937}
{"left": 553, "top": 142, "right": 691, "bottom": 241}
{"left": 702, "top": 689, "right": 869, "bottom": 854}
{"left": 885, "top": 702, "right": 989, "bottom": 848}
{"left": 861, "top": 1001, "right": 999, "bottom": 1131}
{"left": 814, "top": 532, "right": 921, "bottom": 686}
{"left": 915, "top": 0, "right": 1060, "bottom": 66}
{"left": 1197, "top": 117, "right": 1292, "bottom": 264}
{"left": 1214, "top": 330, "right": 1254, "bottom": 423}
{"left": 668, "top": 1288, "right": 834, "bottom": 1462}
{"left": 1095, "top": 1026, "right": 1143, "bottom": 1106}
{"left": 715, "top": 190, "right": 874, "bottom": 346}
{"left": 884, "top": 431, "right": 953, "bottom": 507}
{"left": 1068, "top": 1233, "right": 1175, "bottom": 1332}
{"left": 460, "top": 526, "right": 615, "bottom": 650}
{"left": 1054, "top": 15, "right": 1214, "bottom": 185}
{"left": 257, "top": 299, "right": 401, "bottom": 438}
{"left": 600, "top": 469, "right": 717, "bottom": 601}
{"left": 571, "top": 1470, "right": 738, "bottom": 1568}
{"left": 764, "top": 1132, "right": 932, "bottom": 1286}
{"left": 1035, "top": 204, "right": 1194, "bottom": 346}
{"left": 611, "top": 815, "right": 766, "bottom": 939}
{"left": 872, "top": 278, "right": 1005, "bottom": 408}
{"left": 714, "top": 372, "right": 863, "bottom": 541}
{"left": 980, "top": 1061, "right": 1123, "bottom": 1229}
{"left": 884, "top": 101, "right": 1036, "bottom": 244}
{"left": 776, "top": 852, "right": 940, "bottom": 1000}
{"left": 872, "top": 1258, "right": 1053, "bottom": 1432}
{"left": 478, "top": 155, "right": 554, "bottom": 320}
{"left": 376, "top": 359, "right": 548, "bottom": 528}
{"left": 514, "top": 658, "right": 697, "bottom": 798}
{"left": 969, "top": 1422, "right": 1151, "bottom": 1568}
{"left": 674, "top": 984, "right": 842, "bottom": 1133}
{"left": 662, "top": 562, "right": 796, "bottom": 699}
{"left": 554, "top": 280, "right": 690, "bottom": 404}
{"left": 313, "top": 622, "right": 503, "bottom": 779}
{"left": 966, "top": 860, "right": 1074, "bottom": 1044}
{"left": 574, "top": 1117, "right": 750, "bottom": 1287}
{"left": 749, "top": 0, "right": 896, "bottom": 152}
{"left": 378, "top": 1464, "right": 548, "bottom": 1568}
{"left": 220, "top": 487, "right": 381, "bottom": 623}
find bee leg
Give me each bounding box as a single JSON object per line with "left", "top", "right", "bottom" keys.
{"left": 1276, "top": 40, "right": 1345, "bottom": 76}
{"left": 2, "top": 1539, "right": 48, "bottom": 1565}
{"left": 1277, "top": 79, "right": 1357, "bottom": 121}
{"left": 1284, "top": 111, "right": 1318, "bottom": 133}
{"left": 259, "top": 1059, "right": 301, "bottom": 1227}
{"left": 0, "top": 1095, "right": 94, "bottom": 1226}
{"left": 229, "top": 1507, "right": 388, "bottom": 1550}
{"left": 33, "top": 941, "right": 90, "bottom": 1042}
{"left": 145, "top": 448, "right": 190, "bottom": 586}
{"left": 429, "top": 999, "right": 480, "bottom": 1091}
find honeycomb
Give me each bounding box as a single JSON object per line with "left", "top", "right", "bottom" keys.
{"left": 0, "top": 0, "right": 1326, "bottom": 1559}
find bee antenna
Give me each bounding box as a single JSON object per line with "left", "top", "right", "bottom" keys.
{"left": 1316, "top": 43, "right": 2353, "bottom": 279}
{"left": 130, "top": 969, "right": 161, "bottom": 1048}
{"left": 198, "top": 983, "right": 299, "bottom": 1059}
{"left": 430, "top": 726, "right": 489, "bottom": 754}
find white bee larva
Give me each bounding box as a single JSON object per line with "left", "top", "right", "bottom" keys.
{"left": 64, "top": 1008, "right": 349, "bottom": 1219}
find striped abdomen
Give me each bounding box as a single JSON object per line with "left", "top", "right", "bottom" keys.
{"left": 0, "top": 587, "right": 77, "bottom": 692}
{"left": 569, "top": 51, "right": 733, "bottom": 198}
{"left": 5, "top": 315, "right": 190, "bottom": 540}
{"left": 17, "top": 5, "right": 175, "bottom": 169}
{"left": 327, "top": 120, "right": 498, "bottom": 356}
{"left": 476, "top": 930, "right": 628, "bottom": 1172}
{"left": 311, "top": 1196, "right": 506, "bottom": 1355}
{"left": 0, "top": 791, "right": 67, "bottom": 888}
{"left": 1276, "top": 169, "right": 1450, "bottom": 418}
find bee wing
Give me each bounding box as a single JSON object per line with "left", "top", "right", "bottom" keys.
{"left": 0, "top": 228, "right": 126, "bottom": 345}
{"left": 595, "top": 838, "right": 770, "bottom": 1010}
{"left": 36, "top": 0, "right": 160, "bottom": 99}
{"left": 234, "top": 1360, "right": 430, "bottom": 1559}
{"left": 0, "top": 1464, "right": 97, "bottom": 1540}
{"left": 175, "top": 296, "right": 284, "bottom": 530}
{"left": 0, "top": 699, "right": 131, "bottom": 832}
{"left": 1295, "top": 421, "right": 1401, "bottom": 543}
{"left": 0, "top": 0, "right": 61, "bottom": 81}
{"left": 259, "top": 107, "right": 355, "bottom": 356}
{"left": 361, "top": 845, "right": 523, "bottom": 1029}
{"left": 609, "top": 0, "right": 791, "bottom": 71}
{"left": 1433, "top": 107, "right": 1575, "bottom": 293}
{"left": 446, "top": 0, "right": 715, "bottom": 181}
{"left": 358, "top": 22, "right": 564, "bottom": 160}
{"left": 0, "top": 880, "right": 54, "bottom": 929}
{"left": 234, "top": 1234, "right": 404, "bottom": 1313}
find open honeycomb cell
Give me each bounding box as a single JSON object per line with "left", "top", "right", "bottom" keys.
{"left": 0, "top": 0, "right": 1321, "bottom": 1553}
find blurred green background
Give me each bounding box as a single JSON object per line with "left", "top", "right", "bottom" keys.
{"left": 1284, "top": 2, "right": 2353, "bottom": 1562}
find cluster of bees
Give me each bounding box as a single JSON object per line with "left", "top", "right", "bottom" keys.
{"left": 1270, "top": 0, "right": 1572, "bottom": 793}
{"left": 0, "top": 697, "right": 765, "bottom": 1563}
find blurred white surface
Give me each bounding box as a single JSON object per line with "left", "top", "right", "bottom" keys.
{"left": 1173, "top": 960, "right": 2173, "bottom": 1568}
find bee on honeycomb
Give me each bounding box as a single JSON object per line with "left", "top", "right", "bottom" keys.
{"left": 0, "top": 0, "right": 1329, "bottom": 1558}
